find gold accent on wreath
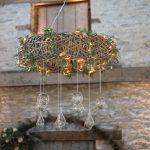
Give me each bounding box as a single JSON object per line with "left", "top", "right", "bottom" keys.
{"left": 17, "top": 29, "right": 119, "bottom": 77}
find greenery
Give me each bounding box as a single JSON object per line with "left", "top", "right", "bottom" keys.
{"left": 17, "top": 28, "right": 119, "bottom": 77}
{"left": 0, "top": 120, "right": 37, "bottom": 150}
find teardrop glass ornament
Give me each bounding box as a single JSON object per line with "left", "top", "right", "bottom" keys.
{"left": 36, "top": 111, "right": 44, "bottom": 128}
{"left": 54, "top": 111, "right": 66, "bottom": 129}
{"left": 36, "top": 92, "right": 49, "bottom": 111}
{"left": 84, "top": 111, "right": 94, "bottom": 130}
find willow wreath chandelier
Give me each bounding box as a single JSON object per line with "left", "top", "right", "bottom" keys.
{"left": 17, "top": 29, "right": 118, "bottom": 77}
{"left": 16, "top": 0, "right": 119, "bottom": 130}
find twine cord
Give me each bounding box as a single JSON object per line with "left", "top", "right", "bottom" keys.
{"left": 88, "top": 75, "right": 91, "bottom": 112}
{"left": 51, "top": 0, "right": 66, "bottom": 113}
{"left": 51, "top": 0, "right": 67, "bottom": 29}
{"left": 40, "top": 70, "right": 42, "bottom": 94}
{"left": 42, "top": 61, "right": 45, "bottom": 93}
{"left": 77, "top": 53, "right": 79, "bottom": 94}
{"left": 77, "top": 64, "right": 79, "bottom": 93}
{"left": 57, "top": 69, "right": 60, "bottom": 113}
{"left": 99, "top": 69, "right": 101, "bottom": 98}
{"left": 60, "top": 70, "right": 62, "bottom": 113}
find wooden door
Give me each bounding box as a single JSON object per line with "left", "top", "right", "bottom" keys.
{"left": 32, "top": 141, "right": 95, "bottom": 150}
{"left": 37, "top": 1, "right": 89, "bottom": 33}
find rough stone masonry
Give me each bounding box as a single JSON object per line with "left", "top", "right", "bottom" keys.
{"left": 0, "top": 0, "right": 150, "bottom": 150}
{"left": 0, "top": 82, "right": 150, "bottom": 150}
{"left": 0, "top": 0, "right": 150, "bottom": 70}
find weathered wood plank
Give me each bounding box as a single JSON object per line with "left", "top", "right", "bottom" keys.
{"left": 33, "top": 142, "right": 51, "bottom": 150}
{"left": 36, "top": 1, "right": 88, "bottom": 33}
{"left": 0, "top": 67, "right": 149, "bottom": 86}
{"left": 29, "top": 115, "right": 121, "bottom": 149}
{"left": 57, "top": 4, "right": 64, "bottom": 33}
{"left": 31, "top": 130, "right": 103, "bottom": 141}
{"left": 88, "top": 141, "right": 95, "bottom": 150}
{"left": 76, "top": 2, "right": 88, "bottom": 30}
{"left": 30, "top": 126, "right": 121, "bottom": 141}
{"left": 64, "top": 4, "right": 76, "bottom": 32}
{"left": 38, "top": 6, "right": 47, "bottom": 33}
{"left": 46, "top": 5, "right": 58, "bottom": 31}
{"left": 0, "top": 0, "right": 87, "bottom": 5}
{"left": 32, "top": 141, "right": 95, "bottom": 150}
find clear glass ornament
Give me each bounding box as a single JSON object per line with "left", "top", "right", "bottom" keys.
{"left": 71, "top": 92, "right": 84, "bottom": 113}
{"left": 71, "top": 92, "right": 83, "bottom": 104}
{"left": 36, "top": 111, "right": 44, "bottom": 128}
{"left": 96, "top": 97, "right": 108, "bottom": 110}
{"left": 72, "top": 103, "right": 84, "bottom": 114}
{"left": 36, "top": 92, "right": 49, "bottom": 111}
{"left": 54, "top": 110, "right": 66, "bottom": 129}
{"left": 84, "top": 111, "right": 94, "bottom": 130}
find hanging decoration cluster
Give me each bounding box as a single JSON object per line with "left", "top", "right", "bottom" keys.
{"left": 16, "top": 0, "right": 119, "bottom": 131}
{"left": 16, "top": 28, "right": 119, "bottom": 130}
{"left": 17, "top": 29, "right": 119, "bottom": 77}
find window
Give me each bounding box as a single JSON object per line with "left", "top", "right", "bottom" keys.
{"left": 31, "top": 0, "right": 91, "bottom": 34}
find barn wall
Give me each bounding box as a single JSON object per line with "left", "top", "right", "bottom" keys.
{"left": 91, "top": 0, "right": 150, "bottom": 67}
{"left": 0, "top": 1, "right": 150, "bottom": 150}
{"left": 0, "top": 3, "right": 31, "bottom": 71}
{"left": 0, "top": 82, "right": 150, "bottom": 149}
{"left": 0, "top": 0, "right": 150, "bottom": 71}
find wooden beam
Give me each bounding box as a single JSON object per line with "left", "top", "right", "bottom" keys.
{"left": 0, "top": 0, "right": 87, "bottom": 5}
{"left": 29, "top": 126, "right": 121, "bottom": 141}
{"left": 29, "top": 114, "right": 121, "bottom": 142}
{"left": 0, "top": 67, "right": 149, "bottom": 87}
{"left": 30, "top": 130, "right": 103, "bottom": 141}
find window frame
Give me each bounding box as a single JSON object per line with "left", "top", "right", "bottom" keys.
{"left": 31, "top": 0, "right": 91, "bottom": 33}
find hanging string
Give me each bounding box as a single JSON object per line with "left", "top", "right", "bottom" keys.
{"left": 77, "top": 61, "right": 79, "bottom": 94}
{"left": 42, "top": 61, "right": 45, "bottom": 93}
{"left": 39, "top": 70, "right": 42, "bottom": 94}
{"left": 76, "top": 43, "right": 80, "bottom": 93}
{"left": 39, "top": 61, "right": 45, "bottom": 94}
{"left": 37, "top": 0, "right": 66, "bottom": 101}
{"left": 59, "top": 69, "right": 62, "bottom": 112}
{"left": 99, "top": 69, "right": 102, "bottom": 98}
{"left": 51, "top": 0, "right": 66, "bottom": 110}
{"left": 88, "top": 74, "right": 91, "bottom": 112}
{"left": 84, "top": 74, "right": 95, "bottom": 130}
{"left": 57, "top": 68, "right": 60, "bottom": 113}
{"left": 51, "top": 0, "right": 67, "bottom": 29}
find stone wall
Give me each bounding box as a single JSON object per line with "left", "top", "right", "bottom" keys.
{"left": 0, "top": 0, "right": 150, "bottom": 71}
{"left": 0, "top": 3, "right": 31, "bottom": 71}
{"left": 0, "top": 81, "right": 150, "bottom": 150}
{"left": 91, "top": 0, "right": 150, "bottom": 67}
{"left": 0, "top": 1, "right": 150, "bottom": 150}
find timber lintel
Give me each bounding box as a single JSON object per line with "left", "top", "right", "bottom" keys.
{"left": 0, "top": 67, "right": 149, "bottom": 86}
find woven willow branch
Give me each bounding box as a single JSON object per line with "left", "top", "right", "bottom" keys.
{"left": 17, "top": 30, "right": 119, "bottom": 76}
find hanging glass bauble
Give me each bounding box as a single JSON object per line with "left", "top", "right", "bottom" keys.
{"left": 71, "top": 92, "right": 84, "bottom": 113}
{"left": 36, "top": 111, "right": 44, "bottom": 128}
{"left": 54, "top": 111, "right": 66, "bottom": 129}
{"left": 84, "top": 111, "right": 94, "bottom": 130}
{"left": 72, "top": 103, "right": 84, "bottom": 114}
{"left": 36, "top": 93, "right": 49, "bottom": 111}
{"left": 72, "top": 92, "right": 83, "bottom": 103}
{"left": 96, "top": 97, "right": 108, "bottom": 110}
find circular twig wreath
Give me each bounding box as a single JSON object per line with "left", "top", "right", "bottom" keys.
{"left": 17, "top": 29, "right": 119, "bottom": 77}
